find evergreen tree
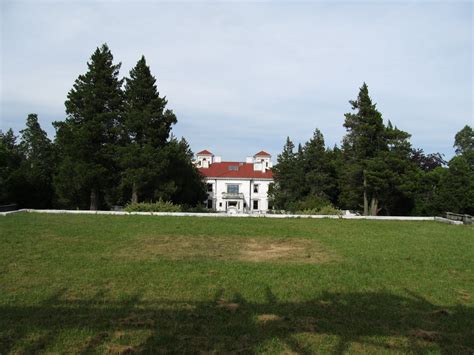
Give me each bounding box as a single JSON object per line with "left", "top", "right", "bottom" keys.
{"left": 341, "top": 83, "right": 387, "bottom": 215}
{"left": 413, "top": 126, "right": 473, "bottom": 216}
{"left": 453, "top": 125, "right": 474, "bottom": 172}
{"left": 343, "top": 83, "right": 386, "bottom": 160}
{"left": 454, "top": 125, "right": 473, "bottom": 156}
{"left": 364, "top": 122, "right": 418, "bottom": 215}
{"left": 0, "top": 129, "right": 24, "bottom": 205}
{"left": 435, "top": 155, "right": 474, "bottom": 215}
{"left": 341, "top": 84, "right": 418, "bottom": 215}
{"left": 326, "top": 144, "right": 343, "bottom": 205}
{"left": 271, "top": 137, "right": 299, "bottom": 209}
{"left": 18, "top": 114, "right": 55, "bottom": 208}
{"left": 412, "top": 166, "right": 447, "bottom": 216}
{"left": 301, "top": 129, "right": 333, "bottom": 200}
{"left": 54, "top": 44, "right": 123, "bottom": 210}
{"left": 120, "top": 56, "right": 177, "bottom": 203}
{"left": 164, "top": 137, "right": 207, "bottom": 206}
{"left": 337, "top": 138, "right": 364, "bottom": 211}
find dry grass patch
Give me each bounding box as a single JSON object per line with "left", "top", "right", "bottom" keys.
{"left": 411, "top": 329, "right": 441, "bottom": 342}
{"left": 256, "top": 314, "right": 283, "bottom": 323}
{"left": 119, "top": 235, "right": 336, "bottom": 264}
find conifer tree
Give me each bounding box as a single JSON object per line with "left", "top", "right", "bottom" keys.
{"left": 436, "top": 156, "right": 474, "bottom": 214}
{"left": 0, "top": 129, "right": 24, "bottom": 205}
{"left": 454, "top": 125, "right": 474, "bottom": 156}
{"left": 272, "top": 137, "right": 298, "bottom": 209}
{"left": 341, "top": 83, "right": 388, "bottom": 215}
{"left": 18, "top": 114, "right": 55, "bottom": 207}
{"left": 163, "top": 137, "right": 207, "bottom": 206}
{"left": 120, "top": 56, "right": 177, "bottom": 203}
{"left": 301, "top": 128, "right": 333, "bottom": 200}
{"left": 54, "top": 44, "right": 123, "bottom": 210}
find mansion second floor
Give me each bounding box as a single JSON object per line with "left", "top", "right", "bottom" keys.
{"left": 195, "top": 150, "right": 274, "bottom": 213}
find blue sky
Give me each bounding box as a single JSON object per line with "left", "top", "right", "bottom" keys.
{"left": 1, "top": 1, "right": 472, "bottom": 161}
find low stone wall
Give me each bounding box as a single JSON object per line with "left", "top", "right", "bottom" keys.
{"left": 0, "top": 208, "right": 441, "bottom": 222}
{"left": 434, "top": 217, "right": 464, "bottom": 225}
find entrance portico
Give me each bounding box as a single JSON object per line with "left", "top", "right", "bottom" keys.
{"left": 222, "top": 192, "right": 245, "bottom": 212}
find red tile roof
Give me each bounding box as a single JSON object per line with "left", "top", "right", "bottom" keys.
{"left": 197, "top": 149, "right": 213, "bottom": 155}
{"left": 254, "top": 150, "right": 271, "bottom": 157}
{"left": 199, "top": 162, "right": 273, "bottom": 179}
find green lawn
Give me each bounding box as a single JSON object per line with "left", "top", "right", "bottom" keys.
{"left": 0, "top": 213, "right": 473, "bottom": 354}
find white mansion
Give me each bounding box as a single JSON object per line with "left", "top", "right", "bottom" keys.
{"left": 196, "top": 150, "right": 274, "bottom": 213}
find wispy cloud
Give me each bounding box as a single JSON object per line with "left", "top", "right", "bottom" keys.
{"left": 1, "top": 1, "right": 472, "bottom": 160}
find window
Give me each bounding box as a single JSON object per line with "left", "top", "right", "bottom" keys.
{"left": 207, "top": 183, "right": 213, "bottom": 192}
{"left": 227, "top": 184, "right": 239, "bottom": 193}
{"left": 219, "top": 202, "right": 222, "bottom": 207}
{"left": 228, "top": 165, "right": 239, "bottom": 171}
{"left": 207, "top": 199, "right": 213, "bottom": 209}
{"left": 266, "top": 162, "right": 269, "bottom": 167}
{"left": 253, "top": 200, "right": 259, "bottom": 210}
{"left": 253, "top": 184, "right": 259, "bottom": 193}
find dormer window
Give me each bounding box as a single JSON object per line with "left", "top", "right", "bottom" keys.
{"left": 228, "top": 165, "right": 238, "bottom": 171}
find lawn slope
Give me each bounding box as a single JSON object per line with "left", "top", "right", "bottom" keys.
{"left": 0, "top": 213, "right": 473, "bottom": 353}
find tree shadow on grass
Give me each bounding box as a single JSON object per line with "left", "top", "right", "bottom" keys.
{"left": 0, "top": 288, "right": 472, "bottom": 353}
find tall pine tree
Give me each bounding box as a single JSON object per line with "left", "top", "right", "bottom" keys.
{"left": 18, "top": 114, "right": 55, "bottom": 208}
{"left": 301, "top": 128, "right": 333, "bottom": 200}
{"left": 271, "top": 137, "right": 299, "bottom": 209}
{"left": 54, "top": 44, "right": 123, "bottom": 210}
{"left": 120, "top": 56, "right": 177, "bottom": 203}
{"left": 0, "top": 129, "right": 24, "bottom": 205}
{"left": 341, "top": 83, "right": 387, "bottom": 214}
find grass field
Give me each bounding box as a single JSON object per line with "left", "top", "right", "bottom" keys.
{"left": 0, "top": 213, "right": 473, "bottom": 354}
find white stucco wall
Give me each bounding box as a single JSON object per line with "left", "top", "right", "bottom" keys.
{"left": 204, "top": 178, "right": 273, "bottom": 213}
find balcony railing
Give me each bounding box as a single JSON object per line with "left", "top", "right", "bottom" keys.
{"left": 222, "top": 192, "right": 244, "bottom": 199}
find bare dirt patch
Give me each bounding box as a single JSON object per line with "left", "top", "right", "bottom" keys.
{"left": 216, "top": 298, "right": 240, "bottom": 313}
{"left": 256, "top": 314, "right": 282, "bottom": 323}
{"left": 118, "top": 236, "right": 336, "bottom": 264}
{"left": 106, "top": 344, "right": 137, "bottom": 354}
{"left": 411, "top": 329, "right": 441, "bottom": 342}
{"left": 240, "top": 239, "right": 316, "bottom": 262}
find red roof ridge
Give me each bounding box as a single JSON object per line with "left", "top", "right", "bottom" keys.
{"left": 254, "top": 150, "right": 271, "bottom": 157}
{"left": 197, "top": 149, "right": 213, "bottom": 155}
{"left": 198, "top": 160, "right": 273, "bottom": 179}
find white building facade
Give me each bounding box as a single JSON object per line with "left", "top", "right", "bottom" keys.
{"left": 196, "top": 150, "right": 274, "bottom": 213}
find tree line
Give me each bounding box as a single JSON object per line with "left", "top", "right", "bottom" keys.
{"left": 272, "top": 83, "right": 473, "bottom": 216}
{"left": 0, "top": 44, "right": 207, "bottom": 210}
{"left": 1, "top": 46, "right": 472, "bottom": 215}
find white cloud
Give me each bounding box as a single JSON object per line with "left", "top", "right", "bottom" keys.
{"left": 1, "top": 1, "right": 472, "bottom": 160}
